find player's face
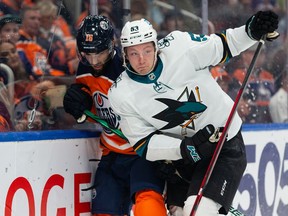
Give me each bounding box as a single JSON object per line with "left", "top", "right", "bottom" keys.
{"left": 126, "top": 42, "right": 156, "bottom": 75}
{"left": 82, "top": 49, "right": 110, "bottom": 70}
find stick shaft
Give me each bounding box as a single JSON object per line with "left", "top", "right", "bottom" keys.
{"left": 84, "top": 110, "right": 128, "bottom": 141}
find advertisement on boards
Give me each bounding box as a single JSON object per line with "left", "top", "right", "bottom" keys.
{"left": 0, "top": 130, "right": 100, "bottom": 216}
{"left": 233, "top": 125, "right": 288, "bottom": 216}
{"left": 0, "top": 126, "right": 287, "bottom": 216}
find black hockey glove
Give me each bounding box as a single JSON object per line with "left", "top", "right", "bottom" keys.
{"left": 155, "top": 161, "right": 183, "bottom": 183}
{"left": 63, "top": 83, "right": 93, "bottom": 123}
{"left": 245, "top": 10, "right": 279, "bottom": 41}
{"left": 180, "top": 124, "right": 216, "bottom": 164}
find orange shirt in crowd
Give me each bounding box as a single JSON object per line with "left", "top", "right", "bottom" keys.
{"left": 17, "top": 29, "right": 66, "bottom": 77}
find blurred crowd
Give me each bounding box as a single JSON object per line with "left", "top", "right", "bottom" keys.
{"left": 0, "top": 0, "right": 287, "bottom": 132}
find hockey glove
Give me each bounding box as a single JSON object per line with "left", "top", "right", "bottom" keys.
{"left": 245, "top": 10, "right": 279, "bottom": 41}
{"left": 180, "top": 124, "right": 216, "bottom": 164}
{"left": 63, "top": 83, "right": 93, "bottom": 123}
{"left": 155, "top": 161, "right": 183, "bottom": 183}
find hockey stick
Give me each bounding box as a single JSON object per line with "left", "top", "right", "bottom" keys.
{"left": 84, "top": 110, "right": 128, "bottom": 141}
{"left": 190, "top": 38, "right": 266, "bottom": 216}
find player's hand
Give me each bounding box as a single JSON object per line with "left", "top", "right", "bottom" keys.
{"left": 63, "top": 83, "right": 93, "bottom": 123}
{"left": 245, "top": 10, "right": 279, "bottom": 41}
{"left": 180, "top": 124, "right": 216, "bottom": 164}
{"left": 155, "top": 161, "right": 182, "bottom": 183}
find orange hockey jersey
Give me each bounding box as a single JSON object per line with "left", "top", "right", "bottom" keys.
{"left": 76, "top": 48, "right": 135, "bottom": 156}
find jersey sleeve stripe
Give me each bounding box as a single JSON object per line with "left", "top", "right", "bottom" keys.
{"left": 133, "top": 131, "right": 162, "bottom": 158}
{"left": 216, "top": 32, "right": 232, "bottom": 63}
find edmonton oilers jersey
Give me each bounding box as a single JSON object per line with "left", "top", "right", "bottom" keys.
{"left": 76, "top": 47, "right": 135, "bottom": 156}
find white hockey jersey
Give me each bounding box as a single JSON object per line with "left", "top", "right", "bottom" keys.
{"left": 109, "top": 26, "right": 256, "bottom": 161}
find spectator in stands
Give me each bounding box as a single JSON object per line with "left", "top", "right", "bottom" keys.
{"left": 210, "top": 65, "right": 232, "bottom": 94}
{"left": 0, "top": 14, "right": 21, "bottom": 44}
{"left": 17, "top": 4, "right": 66, "bottom": 78}
{"left": 12, "top": 76, "right": 73, "bottom": 131}
{"left": 210, "top": 65, "right": 255, "bottom": 125}
{"left": 0, "top": 58, "right": 38, "bottom": 132}
{"left": 146, "top": 0, "right": 169, "bottom": 27}
{"left": 0, "top": 0, "right": 33, "bottom": 16}
{"left": 0, "top": 65, "right": 14, "bottom": 131}
{"left": 0, "top": 12, "right": 73, "bottom": 131}
{"left": 35, "top": 0, "right": 77, "bottom": 66}
{"left": 0, "top": 0, "right": 21, "bottom": 16}
{"left": 237, "top": 91, "right": 258, "bottom": 124}
{"left": 0, "top": 14, "right": 39, "bottom": 131}
{"left": 0, "top": 38, "right": 43, "bottom": 131}
{"left": 252, "top": 0, "right": 280, "bottom": 12}
{"left": 35, "top": 0, "right": 74, "bottom": 39}
{"left": 158, "top": 10, "right": 186, "bottom": 38}
{"left": 130, "top": 0, "right": 161, "bottom": 39}
{"left": 208, "top": 0, "right": 253, "bottom": 32}
{"left": 75, "top": 0, "right": 89, "bottom": 29}
{"left": 131, "top": 0, "right": 149, "bottom": 17}
{"left": 75, "top": 0, "right": 115, "bottom": 29}
{"left": 0, "top": 14, "right": 35, "bottom": 80}
{"left": 0, "top": 100, "right": 13, "bottom": 131}
{"left": 158, "top": 9, "right": 215, "bottom": 39}
{"left": 269, "top": 70, "right": 288, "bottom": 123}
{"left": 37, "top": 0, "right": 78, "bottom": 75}
{"left": 232, "top": 44, "right": 275, "bottom": 123}
{"left": 267, "top": 33, "right": 288, "bottom": 89}
{"left": 210, "top": 64, "right": 258, "bottom": 124}
{"left": 0, "top": 39, "right": 32, "bottom": 83}
{"left": 0, "top": 15, "right": 73, "bottom": 131}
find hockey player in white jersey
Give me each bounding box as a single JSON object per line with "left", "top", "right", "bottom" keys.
{"left": 109, "top": 11, "right": 279, "bottom": 216}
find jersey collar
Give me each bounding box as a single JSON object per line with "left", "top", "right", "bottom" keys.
{"left": 126, "top": 56, "right": 163, "bottom": 84}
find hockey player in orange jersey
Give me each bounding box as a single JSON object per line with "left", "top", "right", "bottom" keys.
{"left": 63, "top": 15, "right": 166, "bottom": 216}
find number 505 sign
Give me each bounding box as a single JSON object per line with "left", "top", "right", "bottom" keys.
{"left": 233, "top": 128, "right": 288, "bottom": 216}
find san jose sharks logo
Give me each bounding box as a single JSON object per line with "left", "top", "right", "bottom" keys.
{"left": 153, "top": 98, "right": 206, "bottom": 129}
{"left": 153, "top": 86, "right": 206, "bottom": 134}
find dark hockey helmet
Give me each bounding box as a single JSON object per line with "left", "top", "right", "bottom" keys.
{"left": 76, "top": 15, "right": 114, "bottom": 55}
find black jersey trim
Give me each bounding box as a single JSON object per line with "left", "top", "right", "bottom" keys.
{"left": 215, "top": 32, "right": 232, "bottom": 63}
{"left": 133, "top": 130, "right": 162, "bottom": 158}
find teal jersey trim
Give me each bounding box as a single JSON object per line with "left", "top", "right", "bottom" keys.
{"left": 135, "top": 141, "right": 149, "bottom": 157}
{"left": 188, "top": 32, "right": 208, "bottom": 42}
{"left": 126, "top": 56, "right": 163, "bottom": 84}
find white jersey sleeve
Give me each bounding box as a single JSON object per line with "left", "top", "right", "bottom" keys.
{"left": 225, "top": 26, "right": 257, "bottom": 57}
{"left": 157, "top": 26, "right": 256, "bottom": 72}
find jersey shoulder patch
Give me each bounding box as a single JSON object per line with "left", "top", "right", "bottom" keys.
{"left": 158, "top": 31, "right": 209, "bottom": 51}
{"left": 188, "top": 32, "right": 209, "bottom": 42}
